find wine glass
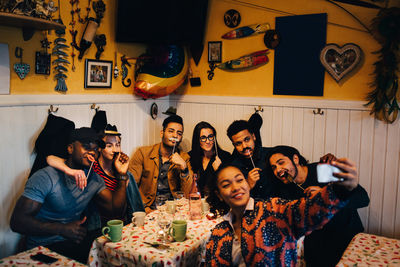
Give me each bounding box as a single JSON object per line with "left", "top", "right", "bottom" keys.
{"left": 155, "top": 195, "right": 168, "bottom": 210}
{"left": 157, "top": 211, "right": 173, "bottom": 244}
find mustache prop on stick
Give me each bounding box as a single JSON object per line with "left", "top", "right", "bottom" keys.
{"left": 285, "top": 172, "right": 305, "bottom": 192}
{"left": 169, "top": 137, "right": 179, "bottom": 155}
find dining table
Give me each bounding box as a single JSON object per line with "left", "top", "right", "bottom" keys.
{"left": 0, "top": 246, "right": 86, "bottom": 266}
{"left": 88, "top": 199, "right": 306, "bottom": 267}
{"left": 88, "top": 200, "right": 222, "bottom": 267}
{"left": 337, "top": 232, "right": 400, "bottom": 266}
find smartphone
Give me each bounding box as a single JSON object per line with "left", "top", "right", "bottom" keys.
{"left": 317, "top": 164, "right": 343, "bottom": 183}
{"left": 30, "top": 252, "right": 58, "bottom": 264}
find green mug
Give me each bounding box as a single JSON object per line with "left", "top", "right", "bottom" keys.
{"left": 102, "top": 219, "right": 123, "bottom": 242}
{"left": 168, "top": 220, "right": 187, "bottom": 242}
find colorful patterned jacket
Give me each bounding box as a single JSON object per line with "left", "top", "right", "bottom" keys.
{"left": 205, "top": 185, "right": 348, "bottom": 267}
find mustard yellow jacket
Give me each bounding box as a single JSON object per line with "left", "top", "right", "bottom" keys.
{"left": 128, "top": 143, "right": 193, "bottom": 212}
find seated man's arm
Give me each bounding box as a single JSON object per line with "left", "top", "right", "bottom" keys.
{"left": 47, "top": 155, "right": 87, "bottom": 189}
{"left": 10, "top": 196, "right": 87, "bottom": 243}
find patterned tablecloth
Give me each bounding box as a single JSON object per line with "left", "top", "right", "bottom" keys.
{"left": 88, "top": 203, "right": 222, "bottom": 267}
{"left": 0, "top": 246, "right": 86, "bottom": 266}
{"left": 337, "top": 233, "right": 400, "bottom": 266}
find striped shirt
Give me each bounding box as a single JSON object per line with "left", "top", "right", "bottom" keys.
{"left": 92, "top": 161, "right": 118, "bottom": 191}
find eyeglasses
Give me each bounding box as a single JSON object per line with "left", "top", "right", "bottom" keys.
{"left": 200, "top": 134, "right": 215, "bottom": 142}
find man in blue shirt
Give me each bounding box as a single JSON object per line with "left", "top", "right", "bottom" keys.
{"left": 10, "top": 127, "right": 129, "bottom": 263}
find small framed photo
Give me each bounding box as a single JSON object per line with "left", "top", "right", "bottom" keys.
{"left": 208, "top": 41, "right": 222, "bottom": 63}
{"left": 84, "top": 59, "right": 113, "bottom": 88}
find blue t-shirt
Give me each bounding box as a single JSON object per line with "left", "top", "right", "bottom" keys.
{"left": 23, "top": 166, "right": 106, "bottom": 248}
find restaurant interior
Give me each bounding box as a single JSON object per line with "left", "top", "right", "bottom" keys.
{"left": 0, "top": 0, "right": 399, "bottom": 265}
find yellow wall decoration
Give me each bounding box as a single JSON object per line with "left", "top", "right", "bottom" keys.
{"left": 0, "top": 0, "right": 393, "bottom": 101}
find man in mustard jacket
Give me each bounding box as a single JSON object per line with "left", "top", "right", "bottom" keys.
{"left": 128, "top": 115, "right": 193, "bottom": 213}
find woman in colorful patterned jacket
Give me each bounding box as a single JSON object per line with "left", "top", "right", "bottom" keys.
{"left": 205, "top": 158, "right": 359, "bottom": 267}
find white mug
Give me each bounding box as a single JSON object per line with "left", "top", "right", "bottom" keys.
{"left": 132, "top": 211, "right": 146, "bottom": 227}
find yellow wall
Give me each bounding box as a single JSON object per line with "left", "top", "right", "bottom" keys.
{"left": 0, "top": 0, "right": 392, "bottom": 100}
{"left": 0, "top": 0, "right": 146, "bottom": 94}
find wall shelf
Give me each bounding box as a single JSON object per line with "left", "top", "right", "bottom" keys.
{"left": 0, "top": 12, "right": 65, "bottom": 40}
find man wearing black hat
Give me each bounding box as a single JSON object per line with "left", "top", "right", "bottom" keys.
{"left": 10, "top": 127, "right": 129, "bottom": 263}
{"left": 129, "top": 115, "right": 193, "bottom": 213}
{"left": 46, "top": 124, "right": 145, "bottom": 228}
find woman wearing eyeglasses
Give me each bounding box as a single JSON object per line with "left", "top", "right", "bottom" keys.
{"left": 189, "top": 121, "right": 231, "bottom": 195}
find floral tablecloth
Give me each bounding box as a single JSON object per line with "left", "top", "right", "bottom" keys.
{"left": 337, "top": 233, "right": 400, "bottom": 266}
{"left": 0, "top": 246, "right": 86, "bottom": 266}
{"left": 88, "top": 206, "right": 222, "bottom": 267}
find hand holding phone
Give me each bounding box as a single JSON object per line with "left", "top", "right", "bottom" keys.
{"left": 317, "top": 164, "right": 344, "bottom": 183}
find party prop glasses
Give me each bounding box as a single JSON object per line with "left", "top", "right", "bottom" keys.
{"left": 199, "top": 134, "right": 215, "bottom": 142}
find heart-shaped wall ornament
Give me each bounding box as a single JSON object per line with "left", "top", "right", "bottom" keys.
{"left": 320, "top": 43, "right": 362, "bottom": 82}
{"left": 14, "top": 63, "right": 30, "bottom": 80}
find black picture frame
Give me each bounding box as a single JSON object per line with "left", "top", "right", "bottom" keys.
{"left": 84, "top": 59, "right": 113, "bottom": 88}
{"left": 208, "top": 41, "right": 222, "bottom": 63}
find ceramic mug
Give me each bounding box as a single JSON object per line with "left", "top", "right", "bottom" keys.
{"left": 168, "top": 220, "right": 187, "bottom": 242}
{"left": 102, "top": 219, "right": 123, "bottom": 242}
{"left": 132, "top": 211, "right": 146, "bottom": 227}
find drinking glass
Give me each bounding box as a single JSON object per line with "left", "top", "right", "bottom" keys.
{"left": 174, "top": 191, "right": 185, "bottom": 207}
{"left": 155, "top": 195, "right": 168, "bottom": 210}
{"left": 157, "top": 211, "right": 173, "bottom": 244}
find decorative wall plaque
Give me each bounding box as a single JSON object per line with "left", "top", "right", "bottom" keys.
{"left": 320, "top": 43, "right": 362, "bottom": 82}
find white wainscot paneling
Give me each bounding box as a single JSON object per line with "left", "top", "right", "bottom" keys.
{"left": 0, "top": 95, "right": 169, "bottom": 258}
{"left": 1, "top": 94, "right": 399, "bottom": 258}
{"left": 172, "top": 95, "right": 400, "bottom": 240}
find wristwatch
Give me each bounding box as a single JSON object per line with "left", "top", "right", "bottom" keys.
{"left": 117, "top": 175, "right": 128, "bottom": 181}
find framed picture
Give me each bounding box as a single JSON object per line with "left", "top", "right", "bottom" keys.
{"left": 84, "top": 59, "right": 113, "bottom": 88}
{"left": 208, "top": 41, "right": 222, "bottom": 63}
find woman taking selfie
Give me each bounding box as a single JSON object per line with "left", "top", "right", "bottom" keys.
{"left": 205, "top": 158, "right": 359, "bottom": 267}
{"left": 189, "top": 121, "right": 231, "bottom": 195}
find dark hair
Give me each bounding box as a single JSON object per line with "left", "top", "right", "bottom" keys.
{"left": 226, "top": 120, "right": 254, "bottom": 141}
{"left": 190, "top": 121, "right": 223, "bottom": 174}
{"left": 162, "top": 115, "right": 183, "bottom": 130}
{"left": 266, "top": 145, "right": 308, "bottom": 169}
{"left": 206, "top": 164, "right": 235, "bottom": 215}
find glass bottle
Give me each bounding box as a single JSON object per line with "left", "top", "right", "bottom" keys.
{"left": 189, "top": 173, "right": 202, "bottom": 220}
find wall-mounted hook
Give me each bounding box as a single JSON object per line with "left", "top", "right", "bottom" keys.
{"left": 91, "top": 103, "right": 100, "bottom": 112}
{"left": 48, "top": 105, "right": 59, "bottom": 114}
{"left": 313, "top": 108, "right": 324, "bottom": 115}
{"left": 254, "top": 106, "right": 264, "bottom": 113}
